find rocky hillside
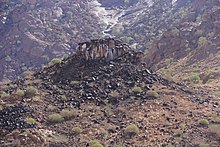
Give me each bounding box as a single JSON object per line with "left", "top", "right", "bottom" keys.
{"left": 0, "top": 39, "right": 219, "bottom": 146}
{"left": 146, "top": 0, "right": 220, "bottom": 86}
{"left": 1, "top": 0, "right": 218, "bottom": 81}
{"left": 109, "top": 0, "right": 194, "bottom": 50}
{"left": 0, "top": 0, "right": 105, "bottom": 80}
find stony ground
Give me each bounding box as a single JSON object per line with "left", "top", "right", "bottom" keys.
{"left": 0, "top": 50, "right": 220, "bottom": 147}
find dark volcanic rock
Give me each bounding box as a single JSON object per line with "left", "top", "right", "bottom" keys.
{"left": 37, "top": 39, "right": 190, "bottom": 106}
{"left": 0, "top": 105, "right": 33, "bottom": 131}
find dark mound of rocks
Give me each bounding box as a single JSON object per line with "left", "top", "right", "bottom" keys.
{"left": 0, "top": 105, "right": 33, "bottom": 131}
{"left": 37, "top": 39, "right": 191, "bottom": 107}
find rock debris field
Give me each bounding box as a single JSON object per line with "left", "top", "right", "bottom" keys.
{"left": 37, "top": 38, "right": 190, "bottom": 107}
{"left": 0, "top": 38, "right": 198, "bottom": 146}
{"left": 0, "top": 105, "right": 33, "bottom": 131}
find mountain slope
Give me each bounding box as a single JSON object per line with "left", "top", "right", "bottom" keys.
{"left": 0, "top": 0, "right": 104, "bottom": 80}
{"left": 146, "top": 0, "right": 220, "bottom": 86}
{"left": 0, "top": 39, "right": 219, "bottom": 146}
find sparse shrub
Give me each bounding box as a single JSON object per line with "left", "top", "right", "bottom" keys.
{"left": 48, "top": 113, "right": 64, "bottom": 123}
{"left": 171, "top": 27, "right": 180, "bottom": 36}
{"left": 213, "top": 116, "right": 220, "bottom": 123}
{"left": 189, "top": 72, "right": 200, "bottom": 83}
{"left": 50, "top": 58, "right": 61, "bottom": 65}
{"left": 70, "top": 81, "right": 79, "bottom": 85}
{"left": 199, "top": 144, "right": 210, "bottom": 147}
{"left": 110, "top": 91, "right": 119, "bottom": 97}
{"left": 47, "top": 105, "right": 58, "bottom": 111}
{"left": 26, "top": 117, "right": 36, "bottom": 125}
{"left": 198, "top": 37, "right": 207, "bottom": 46}
{"left": 185, "top": 47, "right": 192, "bottom": 52}
{"left": 166, "top": 143, "right": 174, "bottom": 147}
{"left": 198, "top": 119, "right": 209, "bottom": 126}
{"left": 60, "top": 95, "right": 67, "bottom": 102}
{"left": 146, "top": 90, "right": 159, "bottom": 98}
{"left": 1, "top": 92, "right": 10, "bottom": 98}
{"left": 124, "top": 124, "right": 139, "bottom": 136}
{"left": 209, "top": 124, "right": 220, "bottom": 137}
{"left": 16, "top": 89, "right": 25, "bottom": 97}
{"left": 25, "top": 86, "right": 38, "bottom": 97}
{"left": 71, "top": 127, "right": 83, "bottom": 135}
{"left": 60, "top": 109, "right": 77, "bottom": 119}
{"left": 116, "top": 144, "right": 124, "bottom": 147}
{"left": 89, "top": 140, "right": 104, "bottom": 147}
{"left": 32, "top": 96, "right": 42, "bottom": 102}
{"left": 130, "top": 86, "right": 142, "bottom": 93}
{"left": 195, "top": 29, "right": 203, "bottom": 37}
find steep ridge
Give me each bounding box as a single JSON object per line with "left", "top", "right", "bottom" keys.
{"left": 0, "top": 39, "right": 219, "bottom": 146}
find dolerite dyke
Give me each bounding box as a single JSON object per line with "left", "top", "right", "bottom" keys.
{"left": 37, "top": 38, "right": 191, "bottom": 107}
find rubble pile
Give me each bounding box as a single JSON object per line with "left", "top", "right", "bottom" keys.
{"left": 0, "top": 105, "right": 33, "bottom": 131}
{"left": 38, "top": 38, "right": 189, "bottom": 107}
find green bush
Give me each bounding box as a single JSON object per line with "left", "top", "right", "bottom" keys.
{"left": 48, "top": 113, "right": 64, "bottom": 123}
{"left": 198, "top": 119, "right": 209, "bottom": 126}
{"left": 130, "top": 86, "right": 142, "bottom": 93}
{"left": 209, "top": 124, "right": 220, "bottom": 137}
{"left": 0, "top": 92, "right": 10, "bottom": 98}
{"left": 71, "top": 127, "right": 83, "bottom": 135}
{"left": 166, "top": 143, "right": 174, "bottom": 147}
{"left": 213, "top": 116, "right": 220, "bottom": 123}
{"left": 146, "top": 90, "right": 159, "bottom": 98}
{"left": 189, "top": 73, "right": 200, "bottom": 83}
{"left": 89, "top": 140, "right": 104, "bottom": 147}
{"left": 26, "top": 117, "right": 36, "bottom": 125}
{"left": 16, "top": 89, "right": 25, "bottom": 97}
{"left": 124, "top": 124, "right": 139, "bottom": 136}
{"left": 60, "top": 109, "right": 78, "bottom": 119}
{"left": 25, "top": 86, "right": 38, "bottom": 97}
{"left": 60, "top": 95, "right": 67, "bottom": 102}
{"left": 198, "top": 37, "right": 207, "bottom": 46}
{"left": 50, "top": 58, "right": 61, "bottom": 64}
{"left": 47, "top": 105, "right": 58, "bottom": 111}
